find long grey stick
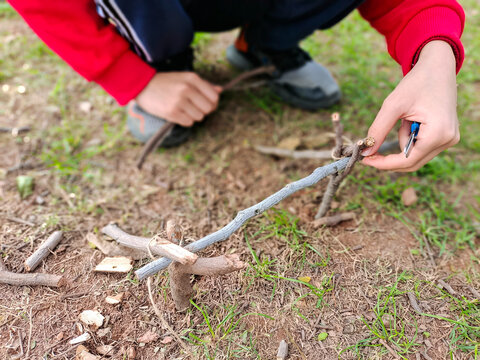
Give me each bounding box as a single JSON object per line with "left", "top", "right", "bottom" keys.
{"left": 135, "top": 157, "right": 350, "bottom": 280}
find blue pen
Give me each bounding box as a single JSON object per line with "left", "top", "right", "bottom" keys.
{"left": 404, "top": 121, "right": 420, "bottom": 158}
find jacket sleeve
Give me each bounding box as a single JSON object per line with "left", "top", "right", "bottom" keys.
{"left": 7, "top": 0, "right": 156, "bottom": 105}
{"left": 358, "top": 0, "right": 465, "bottom": 75}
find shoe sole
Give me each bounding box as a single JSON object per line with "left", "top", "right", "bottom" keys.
{"left": 227, "top": 45, "right": 341, "bottom": 110}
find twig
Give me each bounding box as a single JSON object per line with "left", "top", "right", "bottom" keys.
{"left": 24, "top": 231, "right": 63, "bottom": 272}
{"left": 407, "top": 292, "right": 423, "bottom": 313}
{"left": 136, "top": 122, "right": 175, "bottom": 170}
{"left": 146, "top": 278, "right": 193, "bottom": 357}
{"left": 331, "top": 112, "right": 343, "bottom": 159}
{"left": 136, "top": 65, "right": 276, "bottom": 170}
{"left": 311, "top": 212, "right": 355, "bottom": 228}
{"left": 467, "top": 286, "right": 480, "bottom": 299}
{"left": 135, "top": 157, "right": 350, "bottom": 279}
{"left": 379, "top": 339, "right": 401, "bottom": 360}
{"left": 86, "top": 232, "right": 145, "bottom": 260}
{"left": 101, "top": 223, "right": 198, "bottom": 265}
{"left": 254, "top": 146, "right": 332, "bottom": 160}
{"left": 438, "top": 279, "right": 456, "bottom": 296}
{"left": 0, "top": 258, "right": 65, "bottom": 287}
{"left": 6, "top": 216, "right": 35, "bottom": 227}
{"left": 17, "top": 329, "right": 24, "bottom": 357}
{"left": 0, "top": 126, "right": 31, "bottom": 135}
{"left": 255, "top": 140, "right": 398, "bottom": 160}
{"left": 25, "top": 307, "right": 33, "bottom": 359}
{"left": 315, "top": 137, "right": 374, "bottom": 219}
{"left": 170, "top": 254, "right": 245, "bottom": 311}
{"left": 222, "top": 65, "right": 275, "bottom": 91}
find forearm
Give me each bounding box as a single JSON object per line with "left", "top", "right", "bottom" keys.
{"left": 8, "top": 0, "right": 155, "bottom": 105}
{"left": 358, "top": 0, "right": 465, "bottom": 75}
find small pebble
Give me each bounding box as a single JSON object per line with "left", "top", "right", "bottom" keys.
{"left": 401, "top": 187, "right": 418, "bottom": 206}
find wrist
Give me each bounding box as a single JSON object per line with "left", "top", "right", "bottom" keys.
{"left": 416, "top": 40, "right": 456, "bottom": 72}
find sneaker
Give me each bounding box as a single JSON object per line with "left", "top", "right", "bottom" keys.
{"left": 226, "top": 38, "right": 341, "bottom": 110}
{"left": 127, "top": 102, "right": 192, "bottom": 146}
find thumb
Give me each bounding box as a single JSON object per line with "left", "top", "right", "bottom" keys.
{"left": 362, "top": 98, "right": 403, "bottom": 156}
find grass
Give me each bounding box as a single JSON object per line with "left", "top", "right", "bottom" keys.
{"left": 342, "top": 272, "right": 421, "bottom": 359}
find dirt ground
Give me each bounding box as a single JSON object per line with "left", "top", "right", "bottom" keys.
{"left": 1, "top": 4, "right": 480, "bottom": 360}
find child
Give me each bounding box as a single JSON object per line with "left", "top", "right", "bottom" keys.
{"left": 8, "top": 0, "right": 464, "bottom": 171}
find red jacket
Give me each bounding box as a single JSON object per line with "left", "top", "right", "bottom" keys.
{"left": 8, "top": 0, "right": 465, "bottom": 106}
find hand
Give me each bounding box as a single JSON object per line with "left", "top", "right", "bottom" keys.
{"left": 135, "top": 72, "right": 222, "bottom": 127}
{"left": 362, "top": 40, "right": 460, "bottom": 172}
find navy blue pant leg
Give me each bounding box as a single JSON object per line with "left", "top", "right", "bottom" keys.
{"left": 95, "top": 0, "right": 363, "bottom": 69}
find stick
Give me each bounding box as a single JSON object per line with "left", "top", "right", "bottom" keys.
{"left": 0, "top": 259, "right": 66, "bottom": 287}
{"left": 136, "top": 122, "right": 174, "bottom": 170}
{"left": 315, "top": 137, "right": 374, "bottom": 219}
{"left": 331, "top": 112, "right": 343, "bottom": 159}
{"left": 136, "top": 65, "right": 276, "bottom": 170}
{"left": 254, "top": 146, "right": 332, "bottom": 160}
{"left": 6, "top": 216, "right": 35, "bottom": 227}
{"left": 222, "top": 65, "right": 276, "bottom": 92}
{"left": 438, "top": 279, "right": 456, "bottom": 296}
{"left": 311, "top": 212, "right": 355, "bottom": 228}
{"left": 101, "top": 224, "right": 198, "bottom": 265}
{"left": 407, "top": 292, "right": 423, "bottom": 313}
{"left": 24, "top": 231, "right": 63, "bottom": 272}
{"left": 170, "top": 254, "right": 245, "bottom": 311}
{"left": 0, "top": 126, "right": 31, "bottom": 134}
{"left": 136, "top": 157, "right": 350, "bottom": 280}
{"left": 254, "top": 140, "right": 398, "bottom": 160}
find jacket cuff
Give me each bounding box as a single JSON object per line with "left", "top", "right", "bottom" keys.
{"left": 395, "top": 6, "right": 464, "bottom": 75}
{"left": 94, "top": 51, "right": 156, "bottom": 105}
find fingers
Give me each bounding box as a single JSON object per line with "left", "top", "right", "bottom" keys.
{"left": 183, "top": 73, "right": 220, "bottom": 109}
{"left": 362, "top": 95, "right": 405, "bottom": 156}
{"left": 362, "top": 138, "right": 445, "bottom": 171}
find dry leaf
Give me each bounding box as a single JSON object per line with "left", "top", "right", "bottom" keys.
{"left": 79, "top": 310, "right": 104, "bottom": 328}
{"left": 298, "top": 276, "right": 311, "bottom": 283}
{"left": 161, "top": 336, "right": 173, "bottom": 344}
{"left": 137, "top": 330, "right": 159, "bottom": 344}
{"left": 76, "top": 345, "right": 99, "bottom": 360}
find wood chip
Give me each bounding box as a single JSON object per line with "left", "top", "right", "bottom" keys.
{"left": 401, "top": 187, "right": 418, "bottom": 206}
{"left": 105, "top": 293, "right": 124, "bottom": 305}
{"left": 69, "top": 333, "right": 91, "bottom": 345}
{"left": 276, "top": 340, "right": 288, "bottom": 360}
{"left": 94, "top": 257, "right": 133, "bottom": 273}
